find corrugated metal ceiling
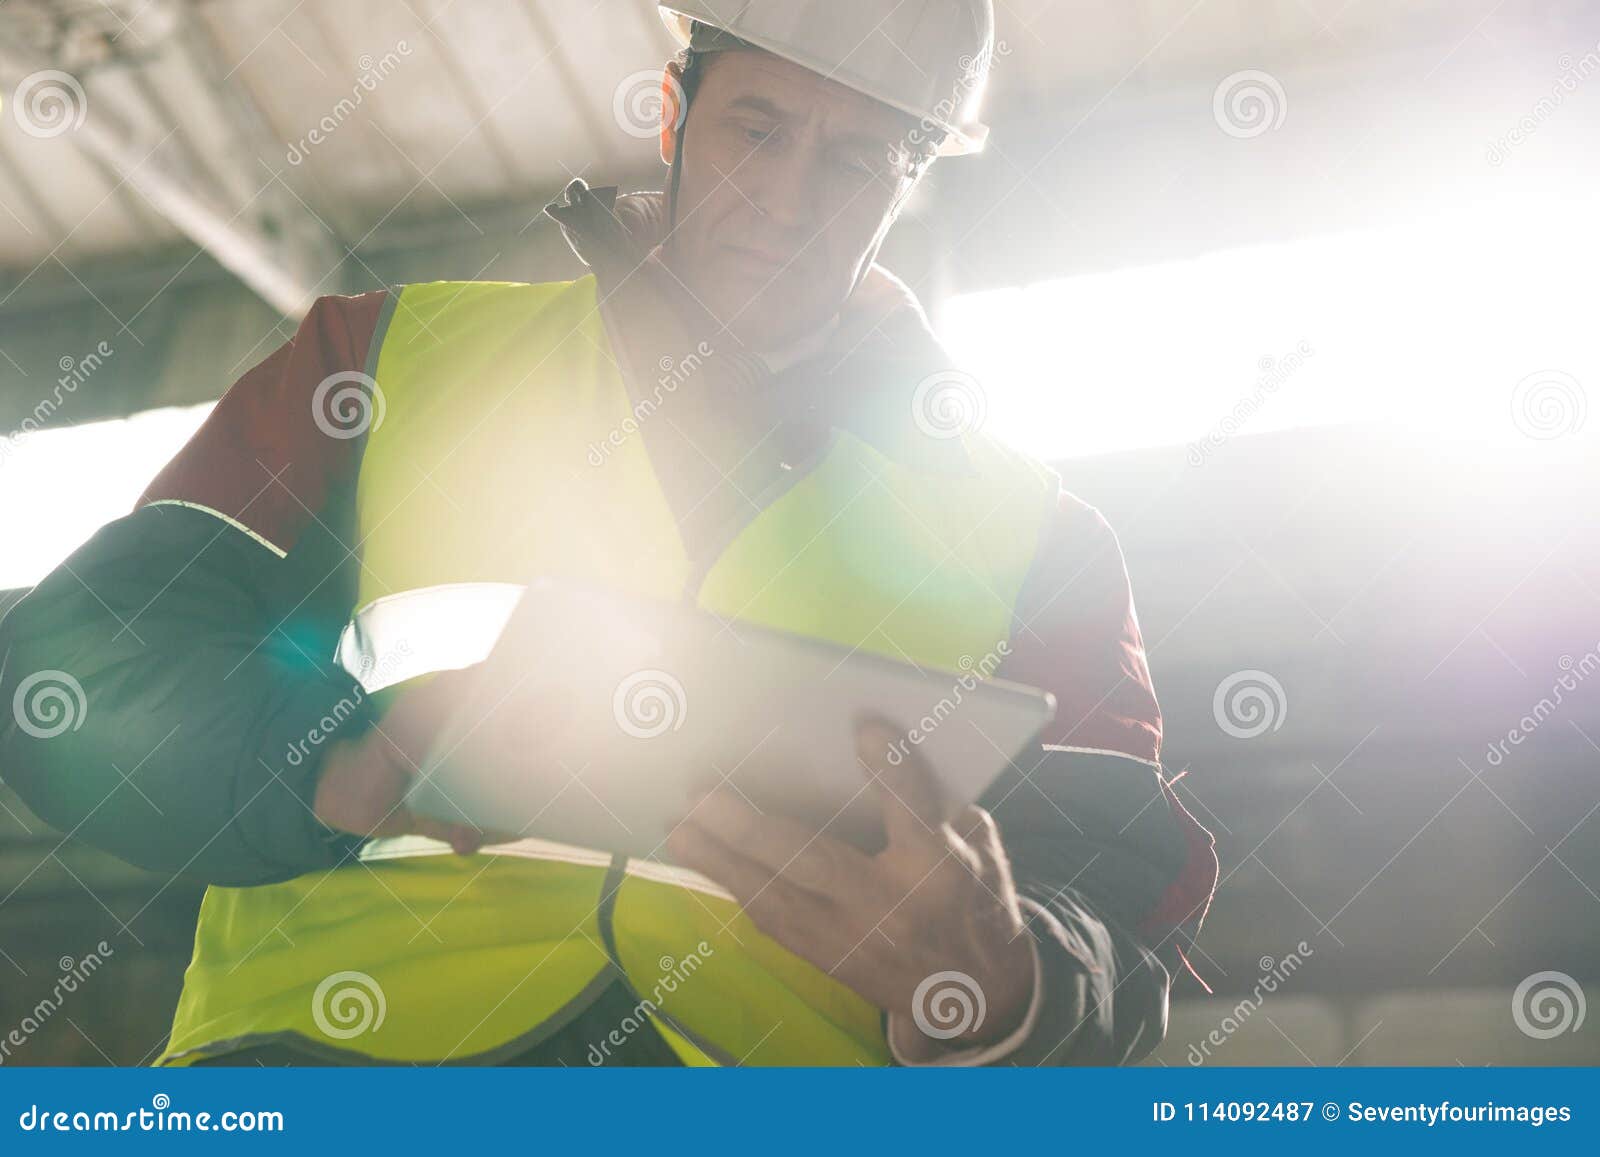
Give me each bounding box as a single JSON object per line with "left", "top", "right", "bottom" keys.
{"left": 0, "top": 0, "right": 1551, "bottom": 271}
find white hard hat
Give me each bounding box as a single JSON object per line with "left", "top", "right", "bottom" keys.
{"left": 658, "top": 0, "right": 993, "bottom": 156}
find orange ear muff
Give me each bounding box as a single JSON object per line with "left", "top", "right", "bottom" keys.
{"left": 658, "top": 61, "right": 689, "bottom": 167}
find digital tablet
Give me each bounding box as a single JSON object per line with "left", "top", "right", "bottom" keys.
{"left": 403, "top": 580, "right": 1055, "bottom": 861}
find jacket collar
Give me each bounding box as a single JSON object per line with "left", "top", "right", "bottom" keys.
{"left": 544, "top": 179, "right": 976, "bottom": 474}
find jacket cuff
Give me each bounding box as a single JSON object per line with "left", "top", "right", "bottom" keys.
{"left": 886, "top": 905, "right": 1045, "bottom": 1066}
{"left": 232, "top": 679, "right": 375, "bottom": 876}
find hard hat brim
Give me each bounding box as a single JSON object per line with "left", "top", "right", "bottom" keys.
{"left": 657, "top": 6, "right": 987, "bottom": 156}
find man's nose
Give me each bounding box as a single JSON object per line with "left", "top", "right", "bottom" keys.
{"left": 748, "top": 137, "right": 821, "bottom": 230}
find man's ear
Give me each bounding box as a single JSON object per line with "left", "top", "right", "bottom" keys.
{"left": 659, "top": 59, "right": 688, "bottom": 167}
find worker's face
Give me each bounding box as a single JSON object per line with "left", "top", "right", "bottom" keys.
{"left": 659, "top": 49, "right": 925, "bottom": 353}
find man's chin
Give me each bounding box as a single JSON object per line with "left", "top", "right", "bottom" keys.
{"left": 663, "top": 255, "right": 833, "bottom": 353}
{"left": 707, "top": 294, "right": 835, "bottom": 356}
{"left": 725, "top": 317, "right": 826, "bottom": 358}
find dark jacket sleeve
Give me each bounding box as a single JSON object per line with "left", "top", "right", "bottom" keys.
{"left": 0, "top": 292, "right": 389, "bottom": 886}
{"left": 975, "top": 490, "right": 1218, "bottom": 1065}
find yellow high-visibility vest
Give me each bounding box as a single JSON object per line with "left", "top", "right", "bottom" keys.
{"left": 160, "top": 277, "right": 1056, "bottom": 1066}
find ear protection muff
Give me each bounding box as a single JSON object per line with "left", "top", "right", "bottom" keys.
{"left": 664, "top": 53, "right": 702, "bottom": 237}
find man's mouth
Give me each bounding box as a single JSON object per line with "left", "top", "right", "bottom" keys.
{"left": 723, "top": 243, "right": 793, "bottom": 274}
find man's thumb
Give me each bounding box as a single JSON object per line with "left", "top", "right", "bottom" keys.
{"left": 855, "top": 715, "right": 944, "bottom": 847}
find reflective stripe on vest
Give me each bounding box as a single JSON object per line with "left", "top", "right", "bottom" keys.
{"left": 160, "top": 277, "right": 1057, "bottom": 1066}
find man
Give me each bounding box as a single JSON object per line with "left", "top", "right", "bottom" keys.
{"left": 0, "top": 1, "right": 1215, "bottom": 1066}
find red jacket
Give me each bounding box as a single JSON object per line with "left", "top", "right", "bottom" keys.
{"left": 0, "top": 183, "right": 1216, "bottom": 1065}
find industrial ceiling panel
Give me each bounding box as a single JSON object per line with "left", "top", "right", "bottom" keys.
{"left": 203, "top": 0, "right": 434, "bottom": 219}
{"left": 0, "top": 130, "right": 144, "bottom": 263}
{"left": 0, "top": 142, "right": 69, "bottom": 266}
{"left": 533, "top": 0, "right": 681, "bottom": 185}
{"left": 1, "top": 0, "right": 1592, "bottom": 301}
{"left": 298, "top": 0, "right": 512, "bottom": 207}
{"left": 406, "top": 0, "right": 593, "bottom": 193}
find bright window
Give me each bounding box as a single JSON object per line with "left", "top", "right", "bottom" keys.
{"left": 937, "top": 203, "right": 1595, "bottom": 462}
{"left": 0, "top": 404, "right": 212, "bottom": 590}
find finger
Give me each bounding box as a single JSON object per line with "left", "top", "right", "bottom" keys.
{"left": 949, "top": 803, "right": 1009, "bottom": 889}
{"left": 665, "top": 823, "right": 837, "bottom": 948}
{"left": 855, "top": 715, "right": 945, "bottom": 850}
{"left": 405, "top": 809, "right": 487, "bottom": 856}
{"left": 666, "top": 820, "right": 770, "bottom": 897}
{"left": 952, "top": 803, "right": 999, "bottom": 848}
{"left": 680, "top": 791, "right": 871, "bottom": 895}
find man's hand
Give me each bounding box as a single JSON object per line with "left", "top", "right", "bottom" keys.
{"left": 665, "top": 716, "right": 1036, "bottom": 1052}
{"left": 312, "top": 668, "right": 488, "bottom": 855}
